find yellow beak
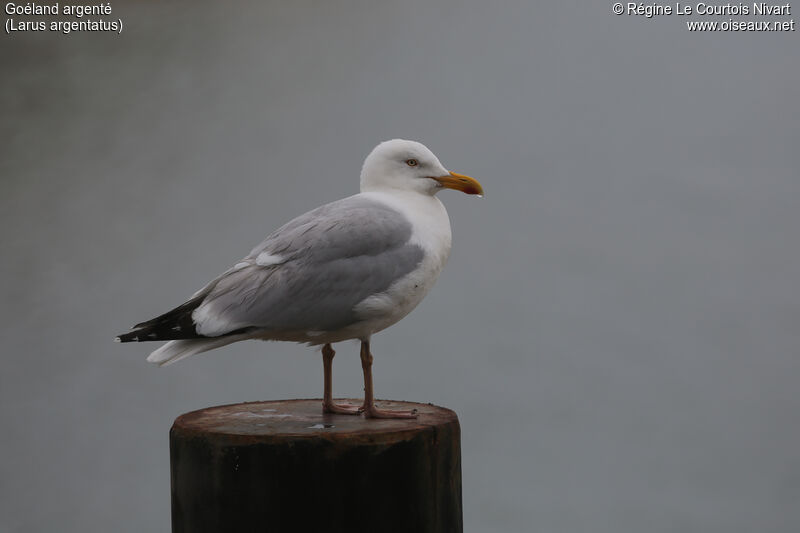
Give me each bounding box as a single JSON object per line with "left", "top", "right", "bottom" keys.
{"left": 432, "top": 171, "right": 484, "bottom": 196}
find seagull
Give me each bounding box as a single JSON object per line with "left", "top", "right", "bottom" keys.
{"left": 116, "top": 139, "right": 483, "bottom": 418}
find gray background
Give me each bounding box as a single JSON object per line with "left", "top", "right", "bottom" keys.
{"left": 2, "top": 1, "right": 799, "bottom": 531}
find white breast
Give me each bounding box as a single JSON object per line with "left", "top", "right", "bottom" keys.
{"left": 350, "top": 190, "right": 453, "bottom": 338}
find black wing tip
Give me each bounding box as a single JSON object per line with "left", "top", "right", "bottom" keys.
{"left": 116, "top": 331, "right": 142, "bottom": 343}
{"left": 116, "top": 323, "right": 210, "bottom": 343}
{"left": 120, "top": 297, "right": 206, "bottom": 343}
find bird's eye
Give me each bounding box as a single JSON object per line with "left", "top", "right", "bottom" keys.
{"left": 406, "top": 159, "right": 418, "bottom": 167}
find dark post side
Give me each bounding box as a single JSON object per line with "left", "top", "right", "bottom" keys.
{"left": 169, "top": 399, "right": 462, "bottom": 533}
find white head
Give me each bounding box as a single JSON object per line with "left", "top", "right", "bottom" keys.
{"left": 360, "top": 139, "right": 483, "bottom": 197}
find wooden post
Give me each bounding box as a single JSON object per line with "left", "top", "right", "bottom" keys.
{"left": 169, "top": 399, "right": 462, "bottom": 533}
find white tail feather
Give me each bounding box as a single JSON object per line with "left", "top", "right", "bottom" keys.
{"left": 147, "top": 335, "right": 250, "bottom": 367}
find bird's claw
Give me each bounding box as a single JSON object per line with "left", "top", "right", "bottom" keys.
{"left": 362, "top": 406, "right": 419, "bottom": 419}
{"left": 322, "top": 401, "right": 363, "bottom": 415}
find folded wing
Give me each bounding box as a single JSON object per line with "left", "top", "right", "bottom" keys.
{"left": 117, "top": 195, "right": 424, "bottom": 343}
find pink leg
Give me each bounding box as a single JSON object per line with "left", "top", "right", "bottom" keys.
{"left": 360, "top": 340, "right": 418, "bottom": 419}
{"left": 321, "top": 344, "right": 362, "bottom": 415}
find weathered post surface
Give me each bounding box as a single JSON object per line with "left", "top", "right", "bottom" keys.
{"left": 170, "top": 399, "right": 462, "bottom": 533}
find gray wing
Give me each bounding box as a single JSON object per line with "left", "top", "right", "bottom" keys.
{"left": 191, "top": 195, "right": 425, "bottom": 337}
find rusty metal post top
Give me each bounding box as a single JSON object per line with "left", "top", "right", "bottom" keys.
{"left": 172, "top": 399, "right": 459, "bottom": 444}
